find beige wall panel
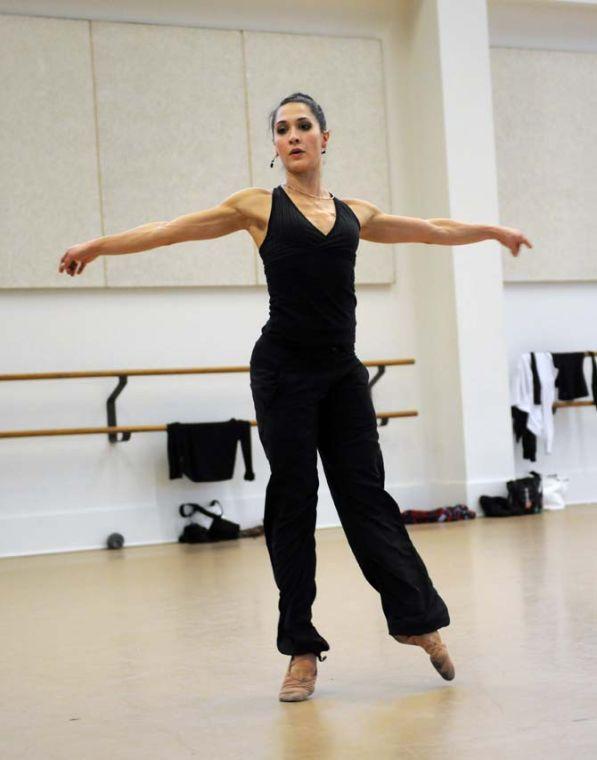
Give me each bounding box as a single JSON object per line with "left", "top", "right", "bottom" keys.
{"left": 491, "top": 47, "right": 597, "bottom": 281}
{"left": 0, "top": 15, "right": 104, "bottom": 289}
{"left": 244, "top": 31, "right": 395, "bottom": 286}
{"left": 91, "top": 21, "right": 253, "bottom": 287}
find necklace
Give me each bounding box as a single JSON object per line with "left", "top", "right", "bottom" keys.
{"left": 283, "top": 182, "right": 334, "bottom": 200}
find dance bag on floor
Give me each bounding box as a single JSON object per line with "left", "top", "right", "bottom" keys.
{"left": 506, "top": 470, "right": 543, "bottom": 515}
{"left": 479, "top": 495, "right": 513, "bottom": 517}
{"left": 178, "top": 500, "right": 240, "bottom": 543}
{"left": 479, "top": 471, "right": 543, "bottom": 517}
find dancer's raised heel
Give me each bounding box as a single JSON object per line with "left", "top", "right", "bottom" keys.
{"left": 278, "top": 652, "right": 325, "bottom": 702}
{"left": 393, "top": 630, "right": 455, "bottom": 681}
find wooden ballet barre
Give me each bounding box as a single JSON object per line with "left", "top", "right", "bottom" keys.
{"left": 0, "top": 358, "right": 417, "bottom": 441}
{"left": 0, "top": 411, "right": 419, "bottom": 440}
{"left": 553, "top": 400, "right": 596, "bottom": 408}
{"left": 0, "top": 358, "right": 414, "bottom": 382}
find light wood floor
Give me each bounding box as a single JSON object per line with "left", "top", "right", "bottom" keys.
{"left": 1, "top": 504, "right": 596, "bottom": 759}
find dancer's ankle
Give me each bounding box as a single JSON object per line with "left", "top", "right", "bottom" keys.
{"left": 291, "top": 652, "right": 317, "bottom": 662}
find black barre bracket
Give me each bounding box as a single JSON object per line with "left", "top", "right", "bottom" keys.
{"left": 367, "top": 365, "right": 389, "bottom": 427}
{"left": 107, "top": 375, "right": 131, "bottom": 443}
{"left": 368, "top": 364, "right": 386, "bottom": 390}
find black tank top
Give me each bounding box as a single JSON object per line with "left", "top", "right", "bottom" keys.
{"left": 258, "top": 184, "right": 361, "bottom": 349}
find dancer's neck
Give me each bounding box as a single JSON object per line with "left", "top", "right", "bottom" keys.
{"left": 283, "top": 172, "right": 328, "bottom": 199}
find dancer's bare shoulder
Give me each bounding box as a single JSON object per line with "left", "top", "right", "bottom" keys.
{"left": 225, "top": 186, "right": 274, "bottom": 250}
{"left": 160, "top": 186, "right": 270, "bottom": 247}
{"left": 336, "top": 197, "right": 378, "bottom": 231}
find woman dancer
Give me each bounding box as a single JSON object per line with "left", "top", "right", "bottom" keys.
{"left": 59, "top": 92, "right": 531, "bottom": 702}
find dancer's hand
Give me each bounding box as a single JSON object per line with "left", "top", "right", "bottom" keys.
{"left": 494, "top": 226, "right": 533, "bottom": 258}
{"left": 59, "top": 243, "right": 101, "bottom": 276}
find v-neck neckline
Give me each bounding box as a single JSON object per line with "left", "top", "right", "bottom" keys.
{"left": 279, "top": 185, "right": 338, "bottom": 239}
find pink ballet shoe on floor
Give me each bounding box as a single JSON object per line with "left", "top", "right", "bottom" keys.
{"left": 279, "top": 653, "right": 324, "bottom": 702}
{"left": 393, "top": 630, "right": 455, "bottom": 681}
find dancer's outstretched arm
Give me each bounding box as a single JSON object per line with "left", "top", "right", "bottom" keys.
{"left": 59, "top": 188, "right": 253, "bottom": 277}
{"left": 345, "top": 198, "right": 532, "bottom": 258}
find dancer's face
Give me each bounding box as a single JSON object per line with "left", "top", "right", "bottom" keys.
{"left": 272, "top": 102, "right": 329, "bottom": 174}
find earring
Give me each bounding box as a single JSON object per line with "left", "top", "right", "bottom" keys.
{"left": 270, "top": 154, "right": 278, "bottom": 168}
{"left": 321, "top": 149, "right": 326, "bottom": 154}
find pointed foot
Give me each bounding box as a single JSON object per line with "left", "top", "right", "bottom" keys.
{"left": 394, "top": 630, "right": 455, "bottom": 681}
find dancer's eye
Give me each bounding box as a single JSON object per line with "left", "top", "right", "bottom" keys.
{"left": 276, "top": 122, "right": 312, "bottom": 134}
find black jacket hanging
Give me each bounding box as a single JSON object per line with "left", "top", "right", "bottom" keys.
{"left": 530, "top": 352, "right": 542, "bottom": 404}
{"left": 167, "top": 418, "right": 255, "bottom": 483}
{"left": 511, "top": 405, "right": 537, "bottom": 462}
{"left": 551, "top": 352, "right": 588, "bottom": 400}
{"left": 590, "top": 351, "right": 597, "bottom": 409}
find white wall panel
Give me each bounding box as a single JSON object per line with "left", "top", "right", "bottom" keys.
{"left": 491, "top": 46, "right": 597, "bottom": 281}
{"left": 91, "top": 21, "right": 253, "bottom": 287}
{"left": 0, "top": 15, "right": 103, "bottom": 289}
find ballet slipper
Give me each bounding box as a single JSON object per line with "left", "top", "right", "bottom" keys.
{"left": 279, "top": 653, "right": 320, "bottom": 702}
{"left": 393, "top": 630, "right": 455, "bottom": 681}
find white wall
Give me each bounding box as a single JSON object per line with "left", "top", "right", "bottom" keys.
{"left": 1, "top": 0, "right": 595, "bottom": 558}
{"left": 489, "top": 0, "right": 597, "bottom": 500}
{"left": 503, "top": 284, "right": 597, "bottom": 501}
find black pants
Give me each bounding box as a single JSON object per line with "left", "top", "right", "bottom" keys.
{"left": 249, "top": 332, "right": 450, "bottom": 658}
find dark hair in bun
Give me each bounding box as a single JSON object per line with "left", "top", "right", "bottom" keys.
{"left": 269, "top": 92, "right": 326, "bottom": 138}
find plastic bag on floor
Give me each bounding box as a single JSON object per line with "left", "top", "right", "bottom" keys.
{"left": 542, "top": 474, "right": 569, "bottom": 510}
